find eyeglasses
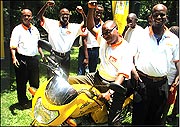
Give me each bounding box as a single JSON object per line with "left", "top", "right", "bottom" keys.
{"left": 101, "top": 26, "right": 117, "bottom": 36}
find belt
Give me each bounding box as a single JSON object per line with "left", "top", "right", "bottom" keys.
{"left": 87, "top": 47, "right": 99, "bottom": 50}
{"left": 53, "top": 50, "right": 70, "bottom": 57}
{"left": 138, "top": 70, "right": 167, "bottom": 82}
{"left": 16, "top": 53, "right": 36, "bottom": 58}
{"left": 95, "top": 71, "right": 113, "bottom": 84}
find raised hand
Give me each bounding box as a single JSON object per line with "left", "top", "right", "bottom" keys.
{"left": 46, "top": 0, "right": 55, "bottom": 7}
{"left": 88, "top": 0, "right": 97, "bottom": 8}
{"left": 76, "top": 6, "right": 83, "bottom": 14}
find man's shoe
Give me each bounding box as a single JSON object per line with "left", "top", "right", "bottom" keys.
{"left": 19, "top": 101, "right": 32, "bottom": 109}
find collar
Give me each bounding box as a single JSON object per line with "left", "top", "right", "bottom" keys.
{"left": 59, "top": 22, "right": 69, "bottom": 28}
{"left": 148, "top": 25, "right": 171, "bottom": 38}
{"left": 95, "top": 19, "right": 104, "bottom": 28}
{"left": 22, "top": 23, "right": 32, "bottom": 30}
{"left": 107, "top": 36, "right": 123, "bottom": 48}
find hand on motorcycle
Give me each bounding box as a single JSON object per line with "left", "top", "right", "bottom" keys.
{"left": 98, "top": 89, "right": 114, "bottom": 101}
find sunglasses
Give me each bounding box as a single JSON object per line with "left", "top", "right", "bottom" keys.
{"left": 152, "top": 13, "right": 166, "bottom": 18}
{"left": 101, "top": 26, "right": 117, "bottom": 36}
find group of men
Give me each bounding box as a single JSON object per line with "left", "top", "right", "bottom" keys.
{"left": 10, "top": 0, "right": 179, "bottom": 126}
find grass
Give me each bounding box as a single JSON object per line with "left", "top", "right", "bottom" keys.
{"left": 0, "top": 47, "right": 178, "bottom": 126}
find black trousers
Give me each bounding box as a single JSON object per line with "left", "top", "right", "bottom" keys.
{"left": 14, "top": 53, "right": 39, "bottom": 104}
{"left": 132, "top": 74, "right": 168, "bottom": 125}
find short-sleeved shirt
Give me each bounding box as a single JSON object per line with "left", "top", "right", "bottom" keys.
{"left": 86, "top": 31, "right": 100, "bottom": 48}
{"left": 134, "top": 26, "right": 179, "bottom": 77}
{"left": 124, "top": 25, "right": 144, "bottom": 44}
{"left": 41, "top": 17, "right": 84, "bottom": 53}
{"left": 10, "top": 24, "right": 40, "bottom": 56}
{"left": 97, "top": 35, "right": 133, "bottom": 81}
{"left": 86, "top": 20, "right": 104, "bottom": 48}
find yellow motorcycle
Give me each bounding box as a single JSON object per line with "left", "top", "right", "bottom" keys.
{"left": 29, "top": 40, "right": 134, "bottom": 126}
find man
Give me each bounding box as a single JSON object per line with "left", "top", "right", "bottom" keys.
{"left": 124, "top": 13, "right": 144, "bottom": 44}
{"left": 123, "top": 13, "right": 144, "bottom": 81}
{"left": 68, "top": 1, "right": 133, "bottom": 125}
{"left": 77, "top": 33, "right": 89, "bottom": 75}
{"left": 10, "top": 9, "right": 44, "bottom": 108}
{"left": 36, "top": 0, "right": 86, "bottom": 78}
{"left": 131, "top": 4, "right": 179, "bottom": 125}
{"left": 77, "top": 4, "right": 104, "bottom": 75}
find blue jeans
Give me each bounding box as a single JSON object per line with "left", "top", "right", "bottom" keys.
{"left": 77, "top": 46, "right": 99, "bottom": 75}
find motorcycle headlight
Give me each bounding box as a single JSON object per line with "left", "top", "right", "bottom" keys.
{"left": 34, "top": 98, "right": 59, "bottom": 124}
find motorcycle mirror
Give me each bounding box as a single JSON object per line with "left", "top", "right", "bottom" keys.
{"left": 38, "top": 40, "right": 52, "bottom": 52}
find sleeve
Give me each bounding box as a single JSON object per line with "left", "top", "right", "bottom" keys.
{"left": 117, "top": 43, "right": 134, "bottom": 79}
{"left": 172, "top": 37, "right": 179, "bottom": 61}
{"left": 41, "top": 17, "right": 56, "bottom": 33}
{"left": 10, "top": 26, "right": 19, "bottom": 49}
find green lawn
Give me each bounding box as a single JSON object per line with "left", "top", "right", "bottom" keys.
{"left": 0, "top": 47, "right": 178, "bottom": 126}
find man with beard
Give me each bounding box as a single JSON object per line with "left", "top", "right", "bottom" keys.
{"left": 37, "top": 0, "right": 86, "bottom": 78}
{"left": 131, "top": 4, "right": 179, "bottom": 126}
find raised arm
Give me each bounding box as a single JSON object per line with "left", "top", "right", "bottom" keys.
{"left": 36, "top": 0, "right": 55, "bottom": 21}
{"left": 87, "top": 1, "right": 97, "bottom": 36}
{"left": 76, "top": 6, "right": 87, "bottom": 27}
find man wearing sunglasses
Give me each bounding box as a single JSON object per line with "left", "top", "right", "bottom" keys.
{"left": 68, "top": 1, "right": 134, "bottom": 125}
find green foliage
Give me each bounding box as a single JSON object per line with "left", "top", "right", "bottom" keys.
{"left": 137, "top": 1, "right": 179, "bottom": 28}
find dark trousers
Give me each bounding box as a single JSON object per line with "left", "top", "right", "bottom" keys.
{"left": 132, "top": 74, "right": 168, "bottom": 125}
{"left": 77, "top": 46, "right": 99, "bottom": 75}
{"left": 77, "top": 46, "right": 86, "bottom": 75}
{"left": 14, "top": 53, "right": 39, "bottom": 104}
{"left": 47, "top": 52, "right": 70, "bottom": 79}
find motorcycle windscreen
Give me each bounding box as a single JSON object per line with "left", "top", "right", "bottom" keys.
{"left": 45, "top": 75, "right": 78, "bottom": 106}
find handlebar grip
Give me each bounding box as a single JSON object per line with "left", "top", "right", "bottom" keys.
{"left": 46, "top": 56, "right": 58, "bottom": 67}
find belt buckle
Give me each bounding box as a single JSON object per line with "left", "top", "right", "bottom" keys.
{"left": 59, "top": 52, "right": 65, "bottom": 56}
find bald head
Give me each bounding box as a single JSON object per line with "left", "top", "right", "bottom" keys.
{"left": 60, "top": 8, "right": 70, "bottom": 15}
{"left": 127, "top": 13, "right": 138, "bottom": 28}
{"left": 128, "top": 13, "right": 137, "bottom": 20}
{"left": 103, "top": 20, "right": 117, "bottom": 28}
{"left": 152, "top": 4, "right": 167, "bottom": 13}
{"left": 21, "top": 9, "right": 32, "bottom": 16}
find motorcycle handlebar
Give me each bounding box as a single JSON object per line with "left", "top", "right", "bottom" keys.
{"left": 46, "top": 56, "right": 59, "bottom": 67}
